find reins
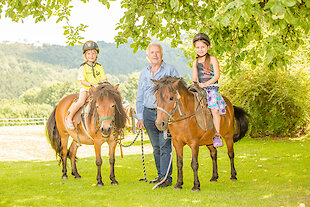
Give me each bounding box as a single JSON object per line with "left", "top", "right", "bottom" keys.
{"left": 157, "top": 89, "right": 205, "bottom": 124}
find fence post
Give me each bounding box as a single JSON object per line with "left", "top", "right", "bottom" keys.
{"left": 43, "top": 117, "right": 47, "bottom": 126}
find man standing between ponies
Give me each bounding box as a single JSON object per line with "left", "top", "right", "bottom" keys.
{"left": 136, "top": 42, "right": 179, "bottom": 188}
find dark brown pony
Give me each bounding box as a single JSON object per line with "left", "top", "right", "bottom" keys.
{"left": 152, "top": 76, "right": 249, "bottom": 191}
{"left": 46, "top": 82, "right": 126, "bottom": 186}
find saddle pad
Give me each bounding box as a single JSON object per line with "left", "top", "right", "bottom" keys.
{"left": 189, "top": 85, "right": 213, "bottom": 131}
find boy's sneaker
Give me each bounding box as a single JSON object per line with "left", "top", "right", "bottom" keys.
{"left": 213, "top": 134, "right": 223, "bottom": 147}
{"left": 65, "top": 118, "right": 75, "bottom": 130}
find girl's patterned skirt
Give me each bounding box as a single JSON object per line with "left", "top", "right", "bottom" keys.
{"left": 204, "top": 88, "right": 227, "bottom": 115}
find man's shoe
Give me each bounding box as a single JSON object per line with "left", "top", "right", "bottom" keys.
{"left": 157, "top": 179, "right": 172, "bottom": 188}
{"left": 149, "top": 176, "right": 162, "bottom": 184}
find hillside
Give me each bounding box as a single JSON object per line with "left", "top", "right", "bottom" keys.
{"left": 0, "top": 41, "right": 190, "bottom": 99}
{"left": 0, "top": 41, "right": 189, "bottom": 74}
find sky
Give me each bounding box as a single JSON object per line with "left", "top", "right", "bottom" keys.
{"left": 0, "top": 0, "right": 125, "bottom": 45}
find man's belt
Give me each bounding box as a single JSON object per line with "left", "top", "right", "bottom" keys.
{"left": 146, "top": 107, "right": 157, "bottom": 111}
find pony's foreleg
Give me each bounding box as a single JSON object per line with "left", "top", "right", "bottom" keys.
{"left": 173, "top": 142, "right": 184, "bottom": 190}
{"left": 108, "top": 140, "right": 118, "bottom": 185}
{"left": 94, "top": 141, "right": 104, "bottom": 186}
{"left": 190, "top": 144, "right": 200, "bottom": 192}
{"left": 207, "top": 145, "right": 219, "bottom": 182}
{"left": 69, "top": 141, "right": 81, "bottom": 179}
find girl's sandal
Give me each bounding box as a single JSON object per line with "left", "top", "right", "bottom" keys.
{"left": 213, "top": 133, "right": 223, "bottom": 148}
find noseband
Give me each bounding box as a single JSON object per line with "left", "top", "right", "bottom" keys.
{"left": 94, "top": 106, "right": 115, "bottom": 136}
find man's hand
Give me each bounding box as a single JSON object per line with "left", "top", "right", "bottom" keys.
{"left": 137, "top": 120, "right": 144, "bottom": 129}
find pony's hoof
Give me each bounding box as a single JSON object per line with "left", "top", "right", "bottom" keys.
{"left": 210, "top": 178, "right": 218, "bottom": 182}
{"left": 192, "top": 187, "right": 200, "bottom": 192}
{"left": 111, "top": 180, "right": 119, "bottom": 185}
{"left": 62, "top": 175, "right": 68, "bottom": 180}
{"left": 174, "top": 185, "right": 182, "bottom": 190}
{"left": 96, "top": 182, "right": 104, "bottom": 187}
{"left": 230, "top": 177, "right": 237, "bottom": 181}
{"left": 75, "top": 175, "right": 81, "bottom": 179}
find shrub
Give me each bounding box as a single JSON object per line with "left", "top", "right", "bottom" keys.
{"left": 221, "top": 67, "right": 310, "bottom": 137}
{"left": 0, "top": 100, "right": 53, "bottom": 119}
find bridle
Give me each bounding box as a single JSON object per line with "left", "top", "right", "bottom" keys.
{"left": 94, "top": 104, "right": 115, "bottom": 137}
{"left": 156, "top": 89, "right": 201, "bottom": 124}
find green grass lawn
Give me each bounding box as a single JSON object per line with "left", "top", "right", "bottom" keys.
{"left": 0, "top": 136, "right": 309, "bottom": 207}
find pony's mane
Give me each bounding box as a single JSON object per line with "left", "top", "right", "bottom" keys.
{"left": 153, "top": 76, "right": 188, "bottom": 102}
{"left": 89, "top": 82, "right": 126, "bottom": 130}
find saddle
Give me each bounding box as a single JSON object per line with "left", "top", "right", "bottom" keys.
{"left": 188, "top": 84, "right": 213, "bottom": 131}
{"left": 68, "top": 94, "right": 93, "bottom": 128}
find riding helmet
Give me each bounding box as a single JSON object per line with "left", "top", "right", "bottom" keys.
{"left": 82, "top": 41, "right": 100, "bottom": 54}
{"left": 193, "top": 33, "right": 211, "bottom": 46}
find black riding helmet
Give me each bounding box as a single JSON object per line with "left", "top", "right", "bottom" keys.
{"left": 193, "top": 33, "right": 211, "bottom": 46}
{"left": 82, "top": 41, "right": 99, "bottom": 54}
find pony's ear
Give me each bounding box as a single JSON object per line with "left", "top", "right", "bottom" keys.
{"left": 151, "top": 79, "right": 159, "bottom": 85}
{"left": 114, "top": 84, "right": 120, "bottom": 90}
{"left": 89, "top": 85, "right": 97, "bottom": 94}
{"left": 172, "top": 78, "right": 181, "bottom": 88}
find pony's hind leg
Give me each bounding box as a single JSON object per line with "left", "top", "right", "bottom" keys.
{"left": 69, "top": 141, "right": 81, "bottom": 179}
{"left": 60, "top": 134, "right": 69, "bottom": 180}
{"left": 207, "top": 145, "right": 219, "bottom": 182}
{"left": 108, "top": 140, "right": 118, "bottom": 185}
{"left": 226, "top": 139, "right": 237, "bottom": 181}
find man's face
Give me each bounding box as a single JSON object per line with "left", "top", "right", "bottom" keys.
{"left": 147, "top": 45, "right": 163, "bottom": 65}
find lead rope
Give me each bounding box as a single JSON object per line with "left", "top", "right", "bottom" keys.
{"left": 152, "top": 145, "right": 173, "bottom": 189}
{"left": 139, "top": 129, "right": 147, "bottom": 182}
{"left": 112, "top": 128, "right": 147, "bottom": 181}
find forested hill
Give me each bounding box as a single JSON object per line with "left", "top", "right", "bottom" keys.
{"left": 0, "top": 41, "right": 189, "bottom": 75}
{"left": 0, "top": 41, "right": 190, "bottom": 99}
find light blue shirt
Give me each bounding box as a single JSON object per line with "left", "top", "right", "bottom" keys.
{"left": 136, "top": 61, "right": 179, "bottom": 120}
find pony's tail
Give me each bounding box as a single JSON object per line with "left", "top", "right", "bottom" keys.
{"left": 45, "top": 106, "right": 62, "bottom": 159}
{"left": 233, "top": 106, "right": 251, "bottom": 142}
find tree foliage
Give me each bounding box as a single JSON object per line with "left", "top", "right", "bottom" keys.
{"left": 0, "top": 0, "right": 101, "bottom": 45}
{"left": 115, "top": 0, "right": 310, "bottom": 73}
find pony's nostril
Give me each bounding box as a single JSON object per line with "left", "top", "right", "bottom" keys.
{"left": 162, "top": 122, "right": 165, "bottom": 127}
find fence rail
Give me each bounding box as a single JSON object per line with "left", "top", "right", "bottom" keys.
{"left": 0, "top": 117, "right": 47, "bottom": 126}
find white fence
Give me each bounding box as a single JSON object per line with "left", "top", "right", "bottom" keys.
{"left": 0, "top": 117, "right": 47, "bottom": 126}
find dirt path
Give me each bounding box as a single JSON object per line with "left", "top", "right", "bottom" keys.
{"left": 0, "top": 125, "right": 152, "bottom": 161}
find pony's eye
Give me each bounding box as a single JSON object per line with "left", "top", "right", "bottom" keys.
{"left": 112, "top": 104, "right": 115, "bottom": 108}
{"left": 169, "top": 96, "right": 174, "bottom": 101}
